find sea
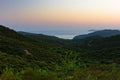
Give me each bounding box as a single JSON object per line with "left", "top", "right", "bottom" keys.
{"left": 29, "top": 30, "right": 90, "bottom": 39}
{"left": 54, "top": 34, "right": 75, "bottom": 39}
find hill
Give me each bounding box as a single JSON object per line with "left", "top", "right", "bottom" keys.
{"left": 1, "top": 25, "right": 120, "bottom": 79}
{"left": 1, "top": 25, "right": 120, "bottom": 64}
{"left": 73, "top": 29, "right": 120, "bottom": 40}
{"left": 71, "top": 35, "right": 120, "bottom": 64}
{"left": 18, "top": 31, "right": 71, "bottom": 47}
{"left": 0, "top": 25, "right": 65, "bottom": 70}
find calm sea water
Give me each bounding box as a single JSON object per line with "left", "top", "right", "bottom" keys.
{"left": 29, "top": 30, "right": 90, "bottom": 39}
{"left": 55, "top": 35, "right": 75, "bottom": 39}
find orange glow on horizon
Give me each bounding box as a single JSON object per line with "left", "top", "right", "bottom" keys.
{"left": 12, "top": 9, "right": 120, "bottom": 25}
{"left": 1, "top": 0, "right": 120, "bottom": 26}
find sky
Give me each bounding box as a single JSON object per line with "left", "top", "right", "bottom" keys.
{"left": 1, "top": 0, "right": 120, "bottom": 38}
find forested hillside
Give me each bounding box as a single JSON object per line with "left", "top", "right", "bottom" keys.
{"left": 0, "top": 25, "right": 120, "bottom": 80}
{"left": 0, "top": 25, "right": 63, "bottom": 69}
{"left": 73, "top": 29, "right": 120, "bottom": 40}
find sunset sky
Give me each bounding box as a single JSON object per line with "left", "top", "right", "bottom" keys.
{"left": 1, "top": 0, "right": 120, "bottom": 38}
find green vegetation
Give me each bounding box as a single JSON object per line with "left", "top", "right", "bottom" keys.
{"left": 0, "top": 25, "right": 120, "bottom": 80}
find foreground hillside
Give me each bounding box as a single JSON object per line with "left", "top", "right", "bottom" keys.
{"left": 0, "top": 25, "right": 64, "bottom": 69}
{"left": 0, "top": 25, "right": 120, "bottom": 80}
{"left": 72, "top": 35, "right": 120, "bottom": 63}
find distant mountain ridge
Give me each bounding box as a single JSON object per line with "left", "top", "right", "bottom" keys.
{"left": 73, "top": 29, "right": 120, "bottom": 40}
